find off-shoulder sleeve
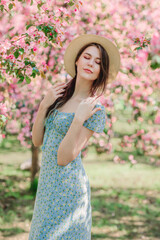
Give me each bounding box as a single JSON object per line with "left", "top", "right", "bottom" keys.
{"left": 83, "top": 104, "right": 106, "bottom": 133}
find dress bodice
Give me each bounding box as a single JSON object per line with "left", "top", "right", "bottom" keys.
{"left": 41, "top": 103, "right": 106, "bottom": 153}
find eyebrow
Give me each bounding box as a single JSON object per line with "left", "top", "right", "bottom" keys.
{"left": 84, "top": 52, "right": 101, "bottom": 60}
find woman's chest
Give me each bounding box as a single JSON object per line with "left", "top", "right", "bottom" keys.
{"left": 56, "top": 99, "right": 80, "bottom": 113}
{"left": 45, "top": 110, "right": 75, "bottom": 137}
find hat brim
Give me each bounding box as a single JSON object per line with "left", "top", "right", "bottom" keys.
{"left": 64, "top": 34, "right": 121, "bottom": 83}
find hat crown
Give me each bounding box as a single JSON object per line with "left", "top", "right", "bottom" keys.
{"left": 64, "top": 34, "right": 121, "bottom": 83}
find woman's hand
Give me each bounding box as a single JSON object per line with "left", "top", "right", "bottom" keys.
{"left": 75, "top": 95, "right": 102, "bottom": 122}
{"left": 40, "top": 82, "right": 67, "bottom": 109}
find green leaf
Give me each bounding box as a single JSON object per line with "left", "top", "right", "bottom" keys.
{"left": 68, "top": 1, "right": 74, "bottom": 6}
{"left": 147, "top": 53, "right": 152, "bottom": 61}
{"left": 30, "top": 62, "right": 36, "bottom": 67}
{"left": 150, "top": 62, "right": 160, "bottom": 70}
{"left": 25, "top": 76, "right": 31, "bottom": 84}
{"left": 53, "top": 30, "right": 58, "bottom": 38}
{"left": 36, "top": 25, "right": 42, "bottom": 31}
{"left": 0, "top": 5, "right": 4, "bottom": 12}
{"left": 45, "top": 10, "right": 49, "bottom": 14}
{"left": 9, "top": 3, "right": 13, "bottom": 10}
{"left": 43, "top": 26, "right": 49, "bottom": 35}
{"left": 33, "top": 67, "right": 39, "bottom": 73}
{"left": 37, "top": 2, "right": 44, "bottom": 10}
{"left": 8, "top": 26, "right": 15, "bottom": 31}
{"left": 48, "top": 25, "right": 53, "bottom": 30}
{"left": 44, "top": 42, "right": 49, "bottom": 48}
{"left": 26, "top": 24, "right": 32, "bottom": 30}
{"left": 19, "top": 48, "right": 24, "bottom": 55}
{"left": 24, "top": 60, "right": 29, "bottom": 66}
{"left": 136, "top": 47, "right": 143, "bottom": 51}
{"left": 48, "top": 75, "right": 52, "bottom": 81}
{"left": 19, "top": 74, "right": 24, "bottom": 80}
{"left": 2, "top": 60, "right": 7, "bottom": 66}
{"left": 17, "top": 79, "right": 24, "bottom": 84}
{"left": 14, "top": 49, "right": 19, "bottom": 59}
{"left": 31, "top": 71, "right": 36, "bottom": 78}
{"left": 7, "top": 49, "right": 10, "bottom": 55}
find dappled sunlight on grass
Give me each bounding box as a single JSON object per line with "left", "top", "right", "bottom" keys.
{"left": 0, "top": 138, "right": 160, "bottom": 239}
{"left": 90, "top": 187, "right": 160, "bottom": 239}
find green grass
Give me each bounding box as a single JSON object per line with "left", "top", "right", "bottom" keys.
{"left": 0, "top": 135, "right": 160, "bottom": 240}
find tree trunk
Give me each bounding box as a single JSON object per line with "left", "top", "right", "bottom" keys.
{"left": 31, "top": 143, "right": 39, "bottom": 182}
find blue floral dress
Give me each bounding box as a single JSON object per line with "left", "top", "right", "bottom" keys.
{"left": 28, "top": 103, "right": 106, "bottom": 240}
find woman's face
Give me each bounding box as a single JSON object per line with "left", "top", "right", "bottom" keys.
{"left": 75, "top": 45, "right": 101, "bottom": 81}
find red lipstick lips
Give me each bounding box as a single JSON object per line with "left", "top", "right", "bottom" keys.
{"left": 84, "top": 68, "right": 93, "bottom": 73}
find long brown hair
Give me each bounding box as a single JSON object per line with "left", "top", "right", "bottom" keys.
{"left": 45, "top": 42, "right": 109, "bottom": 118}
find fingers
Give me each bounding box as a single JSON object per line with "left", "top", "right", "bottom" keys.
{"left": 54, "top": 82, "right": 67, "bottom": 88}
{"left": 54, "top": 82, "right": 67, "bottom": 91}
{"left": 55, "top": 81, "right": 67, "bottom": 85}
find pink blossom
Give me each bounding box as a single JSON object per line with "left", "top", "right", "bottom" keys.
{"left": 155, "top": 111, "right": 160, "bottom": 124}
{"left": 141, "top": 134, "right": 151, "bottom": 141}
{"left": 113, "top": 155, "right": 121, "bottom": 164}
{"left": 120, "top": 160, "right": 126, "bottom": 164}
{"left": 1, "top": 0, "right": 6, "bottom": 5}
{"left": 137, "top": 49, "right": 149, "bottom": 64}
{"left": 25, "top": 67, "right": 33, "bottom": 75}
{"left": 2, "top": 134, "right": 6, "bottom": 139}
{"left": 107, "top": 129, "right": 112, "bottom": 136}
{"left": 138, "top": 117, "right": 144, "bottom": 122}
{"left": 115, "top": 88, "right": 121, "bottom": 93}
{"left": 131, "top": 159, "right": 137, "bottom": 164}
{"left": 128, "top": 155, "right": 134, "bottom": 161}
{"left": 0, "top": 103, "right": 8, "bottom": 115}
{"left": 0, "top": 95, "right": 4, "bottom": 101}
{"left": 150, "top": 32, "right": 160, "bottom": 54}
{"left": 150, "top": 158, "right": 155, "bottom": 163}
{"left": 21, "top": 107, "right": 28, "bottom": 113}
{"left": 0, "top": 0, "right": 159, "bottom": 156}
{"left": 111, "top": 116, "right": 117, "bottom": 123}
{"left": 136, "top": 129, "right": 144, "bottom": 136}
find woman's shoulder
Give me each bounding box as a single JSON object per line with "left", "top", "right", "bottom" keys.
{"left": 97, "top": 101, "right": 102, "bottom": 105}
{"left": 96, "top": 101, "right": 105, "bottom": 108}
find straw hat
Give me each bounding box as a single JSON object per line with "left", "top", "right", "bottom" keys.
{"left": 64, "top": 34, "right": 121, "bottom": 83}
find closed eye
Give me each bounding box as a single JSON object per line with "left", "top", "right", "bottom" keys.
{"left": 84, "top": 56, "right": 101, "bottom": 65}
{"left": 84, "top": 56, "right": 89, "bottom": 59}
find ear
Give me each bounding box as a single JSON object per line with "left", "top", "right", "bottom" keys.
{"left": 75, "top": 59, "right": 79, "bottom": 66}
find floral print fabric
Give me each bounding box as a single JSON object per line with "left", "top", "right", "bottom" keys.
{"left": 28, "top": 103, "right": 106, "bottom": 240}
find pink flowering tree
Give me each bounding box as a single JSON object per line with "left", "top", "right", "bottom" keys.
{"left": 68, "top": 0, "right": 160, "bottom": 166}
{"left": 0, "top": 0, "right": 160, "bottom": 184}
{"left": 0, "top": 0, "right": 83, "bottom": 184}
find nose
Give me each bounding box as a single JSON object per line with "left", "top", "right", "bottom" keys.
{"left": 87, "top": 59, "right": 94, "bottom": 67}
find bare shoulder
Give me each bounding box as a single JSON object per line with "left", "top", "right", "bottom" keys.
{"left": 96, "top": 101, "right": 101, "bottom": 105}
{"left": 96, "top": 101, "right": 104, "bottom": 107}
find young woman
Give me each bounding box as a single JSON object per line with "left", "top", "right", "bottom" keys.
{"left": 29, "top": 34, "right": 120, "bottom": 239}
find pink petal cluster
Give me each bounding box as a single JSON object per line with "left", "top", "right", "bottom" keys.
{"left": 0, "top": 0, "right": 159, "bottom": 164}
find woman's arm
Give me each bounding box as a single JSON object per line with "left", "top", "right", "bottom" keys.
{"left": 32, "top": 103, "right": 47, "bottom": 147}
{"left": 57, "top": 116, "right": 94, "bottom": 166}
{"left": 32, "top": 82, "right": 67, "bottom": 147}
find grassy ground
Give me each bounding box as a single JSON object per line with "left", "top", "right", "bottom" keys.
{"left": 0, "top": 137, "right": 160, "bottom": 240}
